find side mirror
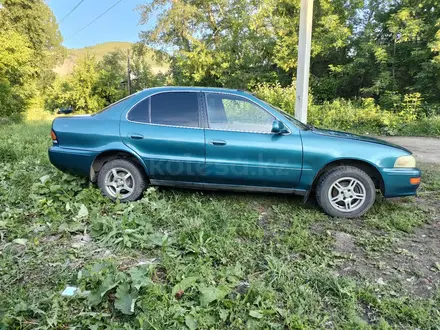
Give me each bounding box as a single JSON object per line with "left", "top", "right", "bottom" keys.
{"left": 271, "top": 120, "right": 288, "bottom": 134}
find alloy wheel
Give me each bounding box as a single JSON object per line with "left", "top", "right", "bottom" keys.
{"left": 104, "top": 167, "right": 135, "bottom": 199}
{"left": 328, "top": 177, "right": 367, "bottom": 212}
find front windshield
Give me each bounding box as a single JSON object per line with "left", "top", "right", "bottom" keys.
{"left": 262, "top": 102, "right": 310, "bottom": 130}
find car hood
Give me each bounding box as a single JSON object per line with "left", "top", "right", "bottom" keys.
{"left": 312, "top": 128, "right": 411, "bottom": 154}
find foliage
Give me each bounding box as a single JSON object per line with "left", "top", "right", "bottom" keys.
{"left": 0, "top": 0, "right": 64, "bottom": 77}
{"left": 138, "top": 0, "right": 361, "bottom": 88}
{"left": 95, "top": 51, "right": 128, "bottom": 106}
{"left": 1, "top": 122, "right": 440, "bottom": 329}
{"left": 55, "top": 42, "right": 169, "bottom": 77}
{"left": 0, "top": 0, "right": 64, "bottom": 120}
{"left": 398, "top": 116, "right": 440, "bottom": 136}
{"left": 24, "top": 97, "right": 56, "bottom": 122}
{"left": 253, "top": 83, "right": 440, "bottom": 136}
{"left": 45, "top": 56, "right": 105, "bottom": 114}
{"left": 45, "top": 49, "right": 167, "bottom": 114}
{"left": 0, "top": 29, "right": 35, "bottom": 120}
{"left": 137, "top": 0, "right": 440, "bottom": 107}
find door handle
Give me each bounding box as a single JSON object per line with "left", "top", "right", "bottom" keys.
{"left": 209, "top": 139, "right": 227, "bottom": 146}
{"left": 130, "top": 134, "right": 144, "bottom": 140}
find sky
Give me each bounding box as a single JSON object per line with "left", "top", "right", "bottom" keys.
{"left": 48, "top": 0, "right": 154, "bottom": 49}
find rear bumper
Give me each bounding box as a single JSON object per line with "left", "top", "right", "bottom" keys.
{"left": 48, "top": 146, "right": 97, "bottom": 177}
{"left": 381, "top": 168, "right": 421, "bottom": 197}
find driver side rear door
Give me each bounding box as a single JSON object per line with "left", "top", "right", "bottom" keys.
{"left": 120, "top": 91, "right": 205, "bottom": 183}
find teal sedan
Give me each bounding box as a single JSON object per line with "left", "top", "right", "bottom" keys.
{"left": 49, "top": 87, "right": 421, "bottom": 218}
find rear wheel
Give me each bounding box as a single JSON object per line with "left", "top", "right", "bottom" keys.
{"left": 316, "top": 166, "right": 376, "bottom": 218}
{"left": 97, "top": 159, "right": 146, "bottom": 201}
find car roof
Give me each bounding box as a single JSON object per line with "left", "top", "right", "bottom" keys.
{"left": 136, "top": 86, "right": 252, "bottom": 98}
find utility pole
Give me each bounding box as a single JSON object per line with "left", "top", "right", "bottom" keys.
{"left": 295, "top": 0, "right": 314, "bottom": 124}
{"left": 127, "top": 50, "right": 132, "bottom": 95}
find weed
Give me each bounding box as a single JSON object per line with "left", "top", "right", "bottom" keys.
{"left": 0, "top": 122, "right": 439, "bottom": 329}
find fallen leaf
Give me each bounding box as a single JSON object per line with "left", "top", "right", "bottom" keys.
{"left": 71, "top": 242, "right": 84, "bottom": 249}
{"left": 76, "top": 204, "right": 89, "bottom": 219}
{"left": 175, "top": 289, "right": 184, "bottom": 300}
{"left": 39, "top": 175, "right": 50, "bottom": 184}
{"left": 13, "top": 238, "right": 28, "bottom": 245}
{"left": 249, "top": 310, "right": 263, "bottom": 319}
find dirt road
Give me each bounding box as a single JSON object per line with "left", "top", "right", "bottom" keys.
{"left": 380, "top": 136, "right": 440, "bottom": 164}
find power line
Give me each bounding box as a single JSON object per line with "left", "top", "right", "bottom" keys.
{"left": 59, "top": 0, "right": 85, "bottom": 24}
{"left": 65, "top": 0, "right": 124, "bottom": 40}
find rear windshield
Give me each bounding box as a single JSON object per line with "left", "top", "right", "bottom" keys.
{"left": 93, "top": 93, "right": 137, "bottom": 116}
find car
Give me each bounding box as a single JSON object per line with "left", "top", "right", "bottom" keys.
{"left": 57, "top": 107, "right": 74, "bottom": 115}
{"left": 48, "top": 87, "right": 421, "bottom": 218}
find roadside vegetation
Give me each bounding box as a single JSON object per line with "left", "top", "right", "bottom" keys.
{"left": 1, "top": 123, "right": 439, "bottom": 329}
{"left": 1, "top": 0, "right": 440, "bottom": 136}
{"left": 1, "top": 0, "right": 440, "bottom": 328}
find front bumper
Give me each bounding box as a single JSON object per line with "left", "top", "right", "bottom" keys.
{"left": 381, "top": 168, "right": 421, "bottom": 198}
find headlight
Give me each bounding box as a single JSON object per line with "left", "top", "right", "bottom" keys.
{"left": 394, "top": 155, "right": 416, "bottom": 168}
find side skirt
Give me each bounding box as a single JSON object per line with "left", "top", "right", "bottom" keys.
{"left": 149, "top": 180, "right": 307, "bottom": 196}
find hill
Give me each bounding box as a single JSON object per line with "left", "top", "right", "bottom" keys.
{"left": 54, "top": 42, "right": 168, "bottom": 76}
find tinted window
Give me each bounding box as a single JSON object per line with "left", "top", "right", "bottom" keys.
{"left": 94, "top": 93, "right": 135, "bottom": 116}
{"left": 151, "top": 92, "right": 199, "bottom": 127}
{"left": 127, "top": 98, "right": 149, "bottom": 123}
{"left": 206, "top": 93, "right": 275, "bottom": 132}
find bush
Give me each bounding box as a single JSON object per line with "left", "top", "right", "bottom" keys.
{"left": 309, "top": 98, "right": 389, "bottom": 133}
{"left": 252, "top": 83, "right": 439, "bottom": 136}
{"left": 398, "top": 116, "right": 440, "bottom": 136}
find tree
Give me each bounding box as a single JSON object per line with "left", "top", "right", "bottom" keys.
{"left": 137, "top": 0, "right": 361, "bottom": 89}
{"left": 45, "top": 48, "right": 165, "bottom": 114}
{"left": 311, "top": 0, "right": 440, "bottom": 105}
{"left": 45, "top": 56, "right": 105, "bottom": 114}
{"left": 95, "top": 51, "right": 127, "bottom": 104}
{"left": 0, "top": 0, "right": 64, "bottom": 120}
{"left": 137, "top": 0, "right": 440, "bottom": 108}
{"left": 0, "top": 29, "right": 35, "bottom": 119}
{"left": 130, "top": 50, "right": 167, "bottom": 92}
{"left": 0, "top": 0, "right": 65, "bottom": 90}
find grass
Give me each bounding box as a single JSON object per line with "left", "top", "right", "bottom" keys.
{"left": 0, "top": 122, "right": 439, "bottom": 329}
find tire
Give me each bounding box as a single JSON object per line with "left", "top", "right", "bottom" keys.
{"left": 97, "top": 158, "right": 146, "bottom": 202}
{"left": 316, "top": 166, "right": 376, "bottom": 218}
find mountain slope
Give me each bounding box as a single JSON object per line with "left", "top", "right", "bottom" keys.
{"left": 54, "top": 42, "right": 168, "bottom": 76}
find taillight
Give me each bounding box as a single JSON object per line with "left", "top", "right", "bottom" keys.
{"left": 51, "top": 130, "right": 58, "bottom": 143}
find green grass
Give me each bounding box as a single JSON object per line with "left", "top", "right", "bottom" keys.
{"left": 1, "top": 122, "right": 439, "bottom": 329}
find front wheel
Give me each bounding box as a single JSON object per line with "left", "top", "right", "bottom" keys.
{"left": 97, "top": 159, "right": 146, "bottom": 201}
{"left": 316, "top": 166, "right": 376, "bottom": 218}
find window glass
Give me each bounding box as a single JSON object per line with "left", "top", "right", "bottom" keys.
{"left": 94, "top": 93, "right": 136, "bottom": 116}
{"left": 127, "top": 98, "right": 149, "bottom": 123}
{"left": 263, "top": 101, "right": 309, "bottom": 130}
{"left": 206, "top": 93, "right": 275, "bottom": 132}
{"left": 151, "top": 92, "right": 199, "bottom": 127}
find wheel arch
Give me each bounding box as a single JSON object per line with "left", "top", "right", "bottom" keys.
{"left": 90, "top": 149, "right": 149, "bottom": 183}
{"left": 305, "top": 158, "right": 385, "bottom": 202}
